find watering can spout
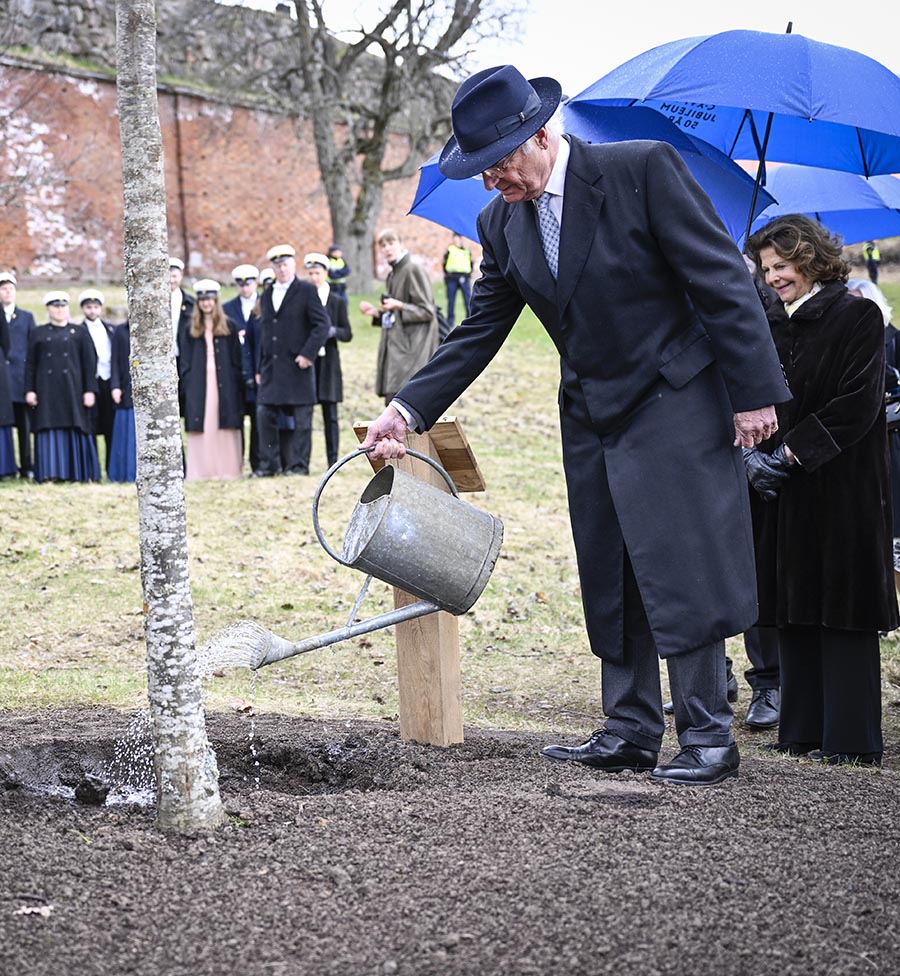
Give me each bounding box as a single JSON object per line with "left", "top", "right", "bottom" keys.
{"left": 206, "top": 449, "right": 503, "bottom": 673}
{"left": 251, "top": 599, "right": 441, "bottom": 669}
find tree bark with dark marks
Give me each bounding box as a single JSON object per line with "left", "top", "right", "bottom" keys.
{"left": 114, "top": 0, "right": 224, "bottom": 834}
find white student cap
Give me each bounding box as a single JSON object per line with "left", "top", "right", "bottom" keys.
{"left": 193, "top": 279, "right": 221, "bottom": 298}
{"left": 232, "top": 264, "right": 260, "bottom": 282}
{"left": 266, "top": 244, "right": 296, "bottom": 262}
{"left": 78, "top": 288, "right": 105, "bottom": 306}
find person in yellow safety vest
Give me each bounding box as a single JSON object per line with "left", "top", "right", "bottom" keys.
{"left": 864, "top": 241, "right": 881, "bottom": 285}
{"left": 327, "top": 245, "right": 351, "bottom": 305}
{"left": 442, "top": 233, "right": 474, "bottom": 329}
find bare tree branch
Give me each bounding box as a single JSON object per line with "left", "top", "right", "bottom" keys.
{"left": 285, "top": 0, "right": 523, "bottom": 288}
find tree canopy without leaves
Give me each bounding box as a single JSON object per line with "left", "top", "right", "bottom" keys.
{"left": 288, "top": 0, "right": 522, "bottom": 289}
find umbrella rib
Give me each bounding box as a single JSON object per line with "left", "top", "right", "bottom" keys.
{"left": 744, "top": 111, "right": 776, "bottom": 242}
{"left": 729, "top": 108, "right": 762, "bottom": 160}
{"left": 856, "top": 128, "right": 871, "bottom": 178}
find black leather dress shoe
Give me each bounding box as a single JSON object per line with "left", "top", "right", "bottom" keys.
{"left": 744, "top": 688, "right": 780, "bottom": 730}
{"left": 650, "top": 743, "right": 740, "bottom": 785}
{"left": 541, "top": 730, "right": 658, "bottom": 771}
{"left": 806, "top": 749, "right": 882, "bottom": 767}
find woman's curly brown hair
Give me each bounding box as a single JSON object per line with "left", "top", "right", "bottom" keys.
{"left": 745, "top": 214, "right": 851, "bottom": 284}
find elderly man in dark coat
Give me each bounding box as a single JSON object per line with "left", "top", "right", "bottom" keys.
{"left": 361, "top": 65, "right": 791, "bottom": 786}
{"left": 254, "top": 244, "right": 331, "bottom": 476}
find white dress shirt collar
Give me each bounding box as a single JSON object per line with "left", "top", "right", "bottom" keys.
{"left": 535, "top": 136, "right": 569, "bottom": 225}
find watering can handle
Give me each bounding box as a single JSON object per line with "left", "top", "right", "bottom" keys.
{"left": 311, "top": 447, "right": 459, "bottom": 566}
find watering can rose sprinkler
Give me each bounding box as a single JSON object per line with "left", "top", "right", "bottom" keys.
{"left": 204, "top": 449, "right": 504, "bottom": 671}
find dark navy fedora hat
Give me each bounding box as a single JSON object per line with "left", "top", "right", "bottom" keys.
{"left": 439, "top": 65, "right": 562, "bottom": 181}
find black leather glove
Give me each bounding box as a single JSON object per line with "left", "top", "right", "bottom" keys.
{"left": 742, "top": 445, "right": 794, "bottom": 501}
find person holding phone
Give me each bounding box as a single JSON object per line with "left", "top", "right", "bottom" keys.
{"left": 359, "top": 228, "right": 439, "bottom": 405}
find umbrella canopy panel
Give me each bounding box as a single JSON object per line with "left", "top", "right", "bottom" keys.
{"left": 409, "top": 106, "right": 775, "bottom": 245}
{"left": 748, "top": 165, "right": 900, "bottom": 245}
{"left": 408, "top": 154, "right": 497, "bottom": 241}
{"left": 572, "top": 30, "right": 900, "bottom": 176}
{"left": 563, "top": 104, "right": 774, "bottom": 242}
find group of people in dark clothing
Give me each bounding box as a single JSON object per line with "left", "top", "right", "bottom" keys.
{"left": 0, "top": 274, "right": 133, "bottom": 483}
{"left": 171, "top": 246, "right": 353, "bottom": 481}
{"left": 0, "top": 245, "right": 353, "bottom": 484}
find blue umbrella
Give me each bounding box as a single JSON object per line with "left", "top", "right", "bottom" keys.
{"left": 562, "top": 104, "right": 774, "bottom": 242}
{"left": 747, "top": 165, "right": 900, "bottom": 246}
{"left": 569, "top": 27, "right": 900, "bottom": 236}
{"left": 408, "top": 106, "right": 775, "bottom": 245}
{"left": 407, "top": 153, "right": 495, "bottom": 241}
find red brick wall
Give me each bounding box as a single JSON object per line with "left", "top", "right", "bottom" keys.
{"left": 0, "top": 63, "right": 479, "bottom": 287}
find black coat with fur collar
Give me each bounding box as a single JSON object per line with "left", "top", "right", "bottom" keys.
{"left": 752, "top": 281, "right": 899, "bottom": 631}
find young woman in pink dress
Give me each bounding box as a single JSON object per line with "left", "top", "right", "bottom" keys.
{"left": 178, "top": 279, "right": 244, "bottom": 481}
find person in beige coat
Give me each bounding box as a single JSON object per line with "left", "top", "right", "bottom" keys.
{"left": 359, "top": 229, "right": 439, "bottom": 403}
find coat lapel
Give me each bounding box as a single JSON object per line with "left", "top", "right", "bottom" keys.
{"left": 557, "top": 141, "right": 605, "bottom": 317}
{"left": 503, "top": 138, "right": 607, "bottom": 316}
{"left": 504, "top": 196, "right": 556, "bottom": 299}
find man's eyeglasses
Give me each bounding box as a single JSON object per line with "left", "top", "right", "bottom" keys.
{"left": 482, "top": 146, "right": 520, "bottom": 180}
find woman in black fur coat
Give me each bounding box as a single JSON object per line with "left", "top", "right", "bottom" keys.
{"left": 744, "top": 215, "right": 898, "bottom": 767}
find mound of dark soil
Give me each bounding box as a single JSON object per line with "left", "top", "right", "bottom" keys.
{"left": 1, "top": 707, "right": 899, "bottom": 975}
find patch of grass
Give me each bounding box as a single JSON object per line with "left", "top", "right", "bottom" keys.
{"left": 6, "top": 47, "right": 116, "bottom": 79}
{"left": 5, "top": 284, "right": 900, "bottom": 749}
{"left": 1, "top": 294, "right": 595, "bottom": 733}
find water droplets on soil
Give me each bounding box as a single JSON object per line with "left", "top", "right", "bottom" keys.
{"left": 103, "top": 710, "right": 154, "bottom": 807}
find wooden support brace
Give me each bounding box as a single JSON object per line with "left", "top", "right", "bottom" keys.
{"left": 353, "top": 418, "right": 485, "bottom": 746}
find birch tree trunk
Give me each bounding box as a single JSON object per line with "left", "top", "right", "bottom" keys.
{"left": 115, "top": 0, "right": 224, "bottom": 833}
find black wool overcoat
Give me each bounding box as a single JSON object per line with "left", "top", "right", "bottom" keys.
{"left": 24, "top": 323, "right": 98, "bottom": 433}
{"left": 110, "top": 321, "right": 133, "bottom": 409}
{"left": 315, "top": 290, "right": 352, "bottom": 404}
{"left": 179, "top": 321, "right": 244, "bottom": 432}
{"left": 256, "top": 277, "right": 332, "bottom": 406}
{"left": 751, "top": 282, "right": 899, "bottom": 632}
{"left": 6, "top": 306, "right": 36, "bottom": 402}
{"left": 0, "top": 314, "right": 14, "bottom": 426}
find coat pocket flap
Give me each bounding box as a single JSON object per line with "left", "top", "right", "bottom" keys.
{"left": 658, "top": 331, "right": 714, "bottom": 390}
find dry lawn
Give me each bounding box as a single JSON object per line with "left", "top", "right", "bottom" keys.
{"left": 3, "top": 283, "right": 900, "bottom": 753}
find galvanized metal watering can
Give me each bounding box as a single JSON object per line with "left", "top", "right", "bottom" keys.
{"left": 242, "top": 448, "right": 503, "bottom": 670}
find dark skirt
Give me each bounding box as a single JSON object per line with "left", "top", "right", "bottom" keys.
{"left": 108, "top": 408, "right": 136, "bottom": 483}
{"left": 34, "top": 428, "right": 101, "bottom": 483}
{"left": 0, "top": 426, "right": 16, "bottom": 478}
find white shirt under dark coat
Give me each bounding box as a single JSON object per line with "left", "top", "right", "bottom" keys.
{"left": 83, "top": 318, "right": 112, "bottom": 381}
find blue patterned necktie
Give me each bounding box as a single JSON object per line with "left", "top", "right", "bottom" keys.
{"left": 535, "top": 191, "right": 560, "bottom": 279}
